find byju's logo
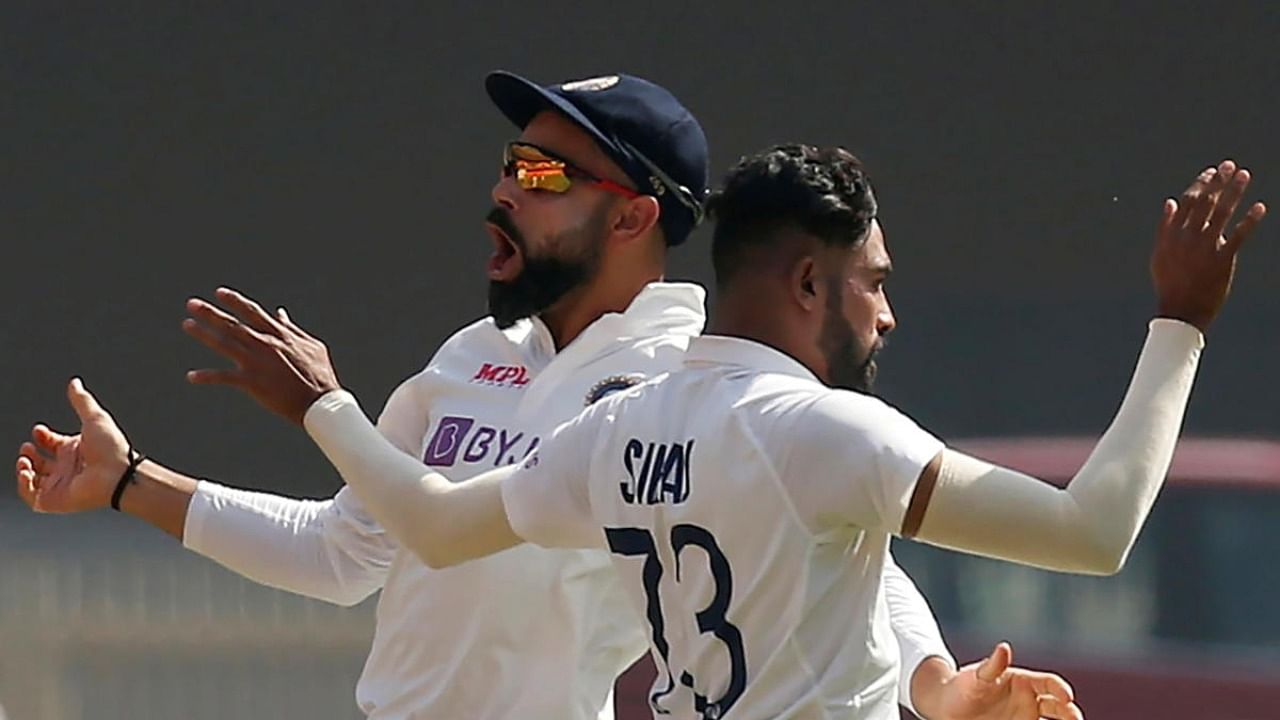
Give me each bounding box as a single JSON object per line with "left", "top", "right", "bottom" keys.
{"left": 423, "top": 415, "right": 540, "bottom": 468}
{"left": 471, "top": 363, "right": 530, "bottom": 388}
{"left": 423, "top": 417, "right": 474, "bottom": 466}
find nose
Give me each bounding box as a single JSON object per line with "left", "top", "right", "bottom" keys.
{"left": 877, "top": 295, "right": 897, "bottom": 337}
{"left": 491, "top": 173, "right": 520, "bottom": 212}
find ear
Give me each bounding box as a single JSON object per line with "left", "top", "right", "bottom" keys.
{"left": 612, "top": 195, "right": 662, "bottom": 242}
{"left": 789, "top": 254, "right": 821, "bottom": 313}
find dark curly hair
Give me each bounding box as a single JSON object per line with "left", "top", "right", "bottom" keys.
{"left": 706, "top": 144, "right": 878, "bottom": 287}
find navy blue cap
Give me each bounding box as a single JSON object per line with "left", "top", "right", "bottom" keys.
{"left": 486, "top": 71, "right": 709, "bottom": 247}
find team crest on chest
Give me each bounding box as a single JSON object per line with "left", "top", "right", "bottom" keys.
{"left": 585, "top": 374, "right": 645, "bottom": 406}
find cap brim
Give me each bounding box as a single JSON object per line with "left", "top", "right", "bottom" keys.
{"left": 485, "top": 71, "right": 624, "bottom": 160}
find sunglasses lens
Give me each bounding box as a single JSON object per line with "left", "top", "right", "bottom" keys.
{"left": 505, "top": 143, "right": 573, "bottom": 193}
{"left": 516, "top": 164, "right": 572, "bottom": 192}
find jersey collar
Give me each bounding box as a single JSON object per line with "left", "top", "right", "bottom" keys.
{"left": 519, "top": 281, "right": 706, "bottom": 356}
{"left": 684, "top": 335, "right": 821, "bottom": 383}
{"left": 508, "top": 282, "right": 707, "bottom": 407}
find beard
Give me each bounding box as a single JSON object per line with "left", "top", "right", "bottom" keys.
{"left": 819, "top": 280, "right": 883, "bottom": 393}
{"left": 486, "top": 204, "right": 608, "bottom": 330}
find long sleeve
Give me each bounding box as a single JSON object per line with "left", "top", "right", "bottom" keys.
{"left": 183, "top": 482, "right": 395, "bottom": 606}
{"left": 918, "top": 320, "right": 1203, "bottom": 574}
{"left": 180, "top": 375, "right": 435, "bottom": 604}
{"left": 883, "top": 555, "right": 954, "bottom": 718}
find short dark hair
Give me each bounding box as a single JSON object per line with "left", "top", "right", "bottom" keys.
{"left": 706, "top": 144, "right": 878, "bottom": 286}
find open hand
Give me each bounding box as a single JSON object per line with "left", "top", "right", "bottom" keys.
{"left": 16, "top": 379, "right": 130, "bottom": 513}
{"left": 927, "top": 642, "right": 1082, "bottom": 720}
{"left": 1152, "top": 160, "right": 1266, "bottom": 332}
{"left": 184, "top": 287, "right": 341, "bottom": 425}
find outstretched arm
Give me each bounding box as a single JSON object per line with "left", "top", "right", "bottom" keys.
{"left": 177, "top": 288, "right": 542, "bottom": 568}
{"left": 905, "top": 316, "right": 1200, "bottom": 574}
{"left": 16, "top": 377, "right": 197, "bottom": 539}
{"left": 16, "top": 379, "right": 395, "bottom": 605}
{"left": 900, "top": 161, "right": 1265, "bottom": 574}
{"left": 300, "top": 389, "right": 523, "bottom": 568}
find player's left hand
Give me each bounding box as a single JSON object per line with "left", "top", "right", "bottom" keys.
{"left": 184, "top": 287, "right": 342, "bottom": 425}
{"left": 927, "top": 642, "right": 1082, "bottom": 720}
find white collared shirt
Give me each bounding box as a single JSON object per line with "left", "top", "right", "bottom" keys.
{"left": 504, "top": 335, "right": 944, "bottom": 720}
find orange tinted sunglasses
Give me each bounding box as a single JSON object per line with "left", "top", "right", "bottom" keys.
{"left": 503, "top": 141, "right": 641, "bottom": 199}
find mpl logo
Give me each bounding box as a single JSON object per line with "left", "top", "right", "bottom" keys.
{"left": 471, "top": 363, "right": 531, "bottom": 388}
{"left": 423, "top": 415, "right": 540, "bottom": 468}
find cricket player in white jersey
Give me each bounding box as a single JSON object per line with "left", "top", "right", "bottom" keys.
{"left": 14, "top": 76, "right": 1076, "bottom": 720}
{"left": 154, "top": 146, "right": 1263, "bottom": 718}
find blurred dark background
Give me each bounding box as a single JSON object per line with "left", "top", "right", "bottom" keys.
{"left": 4, "top": 1, "right": 1277, "bottom": 498}
{"left": 3, "top": 3, "right": 1278, "bottom": 718}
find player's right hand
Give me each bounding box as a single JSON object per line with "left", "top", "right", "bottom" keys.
{"left": 1151, "top": 160, "right": 1266, "bottom": 332}
{"left": 15, "top": 378, "right": 131, "bottom": 513}
{"left": 183, "top": 287, "right": 342, "bottom": 426}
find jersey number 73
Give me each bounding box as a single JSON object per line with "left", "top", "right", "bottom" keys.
{"left": 605, "top": 525, "right": 747, "bottom": 719}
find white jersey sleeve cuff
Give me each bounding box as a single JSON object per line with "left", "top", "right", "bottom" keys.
{"left": 181, "top": 480, "right": 224, "bottom": 552}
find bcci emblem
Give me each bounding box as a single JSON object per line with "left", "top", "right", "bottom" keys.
{"left": 584, "top": 374, "right": 645, "bottom": 406}
{"left": 561, "top": 75, "right": 620, "bottom": 92}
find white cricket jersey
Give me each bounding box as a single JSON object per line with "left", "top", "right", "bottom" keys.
{"left": 184, "top": 284, "right": 951, "bottom": 719}
{"left": 504, "top": 335, "right": 944, "bottom": 720}
{"left": 188, "top": 283, "right": 704, "bottom": 719}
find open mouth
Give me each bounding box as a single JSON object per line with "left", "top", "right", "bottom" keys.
{"left": 485, "top": 223, "right": 524, "bottom": 282}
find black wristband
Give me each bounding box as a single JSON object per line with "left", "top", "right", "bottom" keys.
{"left": 110, "top": 448, "right": 148, "bottom": 512}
